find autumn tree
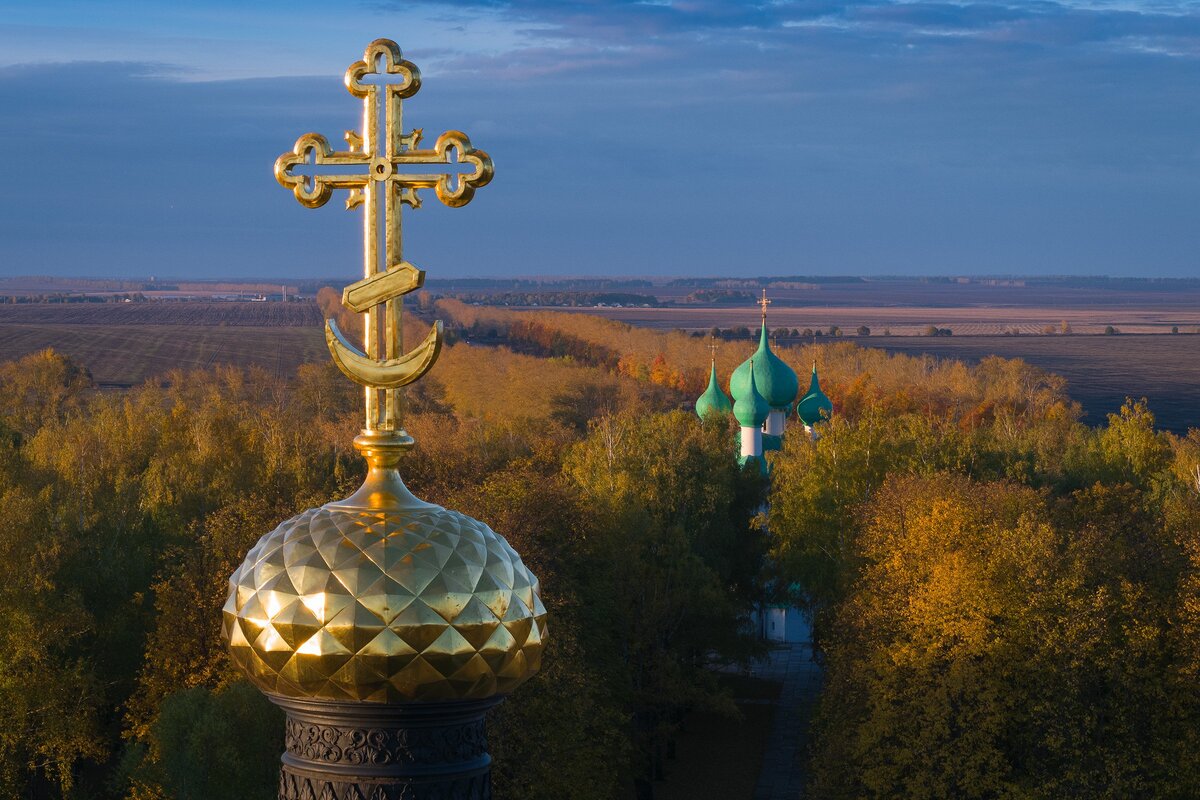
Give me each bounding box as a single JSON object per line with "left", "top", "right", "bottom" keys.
{"left": 808, "top": 471, "right": 1200, "bottom": 798}
{"left": 564, "top": 410, "right": 767, "bottom": 796}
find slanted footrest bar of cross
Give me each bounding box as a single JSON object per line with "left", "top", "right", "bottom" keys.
{"left": 342, "top": 262, "right": 425, "bottom": 312}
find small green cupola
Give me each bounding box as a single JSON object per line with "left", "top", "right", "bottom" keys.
{"left": 797, "top": 363, "right": 833, "bottom": 426}
{"left": 733, "top": 360, "right": 771, "bottom": 428}
{"left": 729, "top": 293, "right": 799, "bottom": 411}
{"left": 695, "top": 361, "right": 733, "bottom": 420}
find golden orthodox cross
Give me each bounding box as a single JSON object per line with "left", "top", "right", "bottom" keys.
{"left": 274, "top": 39, "right": 492, "bottom": 435}
{"left": 709, "top": 336, "right": 719, "bottom": 363}
{"left": 758, "top": 289, "right": 771, "bottom": 324}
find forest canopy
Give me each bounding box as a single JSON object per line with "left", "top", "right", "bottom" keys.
{"left": 0, "top": 303, "right": 1197, "bottom": 799}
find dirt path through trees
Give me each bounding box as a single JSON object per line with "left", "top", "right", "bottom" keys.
{"left": 751, "top": 644, "right": 823, "bottom": 799}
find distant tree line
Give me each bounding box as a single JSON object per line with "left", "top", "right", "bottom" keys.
{"left": 443, "top": 291, "right": 661, "bottom": 308}
{"left": 664, "top": 276, "right": 867, "bottom": 288}
{"left": 700, "top": 326, "right": 850, "bottom": 341}
{"left": 680, "top": 290, "right": 755, "bottom": 304}
{"left": 0, "top": 293, "right": 151, "bottom": 304}
{"left": 424, "top": 278, "right": 654, "bottom": 292}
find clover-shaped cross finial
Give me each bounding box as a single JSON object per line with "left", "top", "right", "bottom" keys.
{"left": 344, "top": 38, "right": 421, "bottom": 100}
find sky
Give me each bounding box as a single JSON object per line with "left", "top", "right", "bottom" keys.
{"left": 0, "top": 0, "right": 1198, "bottom": 280}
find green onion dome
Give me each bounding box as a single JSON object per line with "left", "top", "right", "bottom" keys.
{"left": 695, "top": 362, "right": 733, "bottom": 420}
{"left": 733, "top": 362, "right": 771, "bottom": 428}
{"left": 797, "top": 364, "right": 833, "bottom": 426}
{"left": 729, "top": 322, "right": 799, "bottom": 411}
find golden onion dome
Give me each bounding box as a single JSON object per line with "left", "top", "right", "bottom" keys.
{"left": 221, "top": 433, "right": 547, "bottom": 703}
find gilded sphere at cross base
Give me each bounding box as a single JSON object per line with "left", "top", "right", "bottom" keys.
{"left": 221, "top": 495, "right": 547, "bottom": 703}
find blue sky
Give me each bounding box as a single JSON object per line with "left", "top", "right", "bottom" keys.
{"left": 1, "top": 0, "right": 1198, "bottom": 279}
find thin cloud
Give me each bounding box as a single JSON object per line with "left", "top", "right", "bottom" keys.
{"left": 393, "top": 0, "right": 1200, "bottom": 76}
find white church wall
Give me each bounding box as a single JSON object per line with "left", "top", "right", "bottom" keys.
{"left": 764, "top": 606, "right": 812, "bottom": 644}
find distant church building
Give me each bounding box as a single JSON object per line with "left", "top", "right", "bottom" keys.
{"left": 695, "top": 291, "right": 832, "bottom": 643}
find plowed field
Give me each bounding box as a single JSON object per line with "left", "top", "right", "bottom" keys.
{"left": 0, "top": 302, "right": 322, "bottom": 327}
{"left": 0, "top": 322, "right": 325, "bottom": 386}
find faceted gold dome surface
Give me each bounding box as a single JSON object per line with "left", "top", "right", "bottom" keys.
{"left": 222, "top": 491, "right": 547, "bottom": 703}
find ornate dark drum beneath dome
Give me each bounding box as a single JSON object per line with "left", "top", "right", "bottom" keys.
{"left": 223, "top": 499, "right": 547, "bottom": 703}
{"left": 273, "top": 695, "right": 498, "bottom": 800}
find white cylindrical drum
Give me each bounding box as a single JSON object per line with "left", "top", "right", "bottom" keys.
{"left": 740, "top": 426, "right": 763, "bottom": 458}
